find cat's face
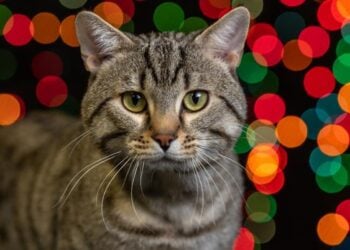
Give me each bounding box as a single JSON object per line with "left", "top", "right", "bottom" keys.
{"left": 76, "top": 8, "right": 250, "bottom": 171}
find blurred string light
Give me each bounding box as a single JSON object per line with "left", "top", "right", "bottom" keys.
{"left": 0, "top": 0, "right": 350, "bottom": 249}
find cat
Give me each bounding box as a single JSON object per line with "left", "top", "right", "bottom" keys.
{"left": 0, "top": 6, "right": 250, "bottom": 250}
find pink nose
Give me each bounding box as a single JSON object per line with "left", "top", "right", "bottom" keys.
{"left": 152, "top": 134, "right": 175, "bottom": 151}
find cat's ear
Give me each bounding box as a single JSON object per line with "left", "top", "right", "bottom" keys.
{"left": 75, "top": 11, "right": 135, "bottom": 73}
{"left": 194, "top": 7, "right": 250, "bottom": 70}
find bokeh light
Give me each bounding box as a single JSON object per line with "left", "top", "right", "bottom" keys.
{"left": 60, "top": 15, "right": 79, "bottom": 47}
{"left": 254, "top": 94, "right": 285, "bottom": 123}
{"left": 303, "top": 66, "right": 335, "bottom": 98}
{"left": 32, "top": 12, "right": 60, "bottom": 44}
{"left": 0, "top": 5, "right": 11, "bottom": 35}
{"left": 154, "top": 2, "right": 185, "bottom": 31}
{"left": 338, "top": 83, "right": 350, "bottom": 113}
{"left": 36, "top": 76, "right": 68, "bottom": 107}
{"left": 317, "top": 213, "right": 349, "bottom": 246}
{"left": 274, "top": 11, "right": 305, "bottom": 42}
{"left": 233, "top": 227, "right": 255, "bottom": 250}
{"left": 276, "top": 116, "right": 307, "bottom": 148}
{"left": 252, "top": 35, "right": 284, "bottom": 67}
{"left": 59, "top": 0, "right": 87, "bottom": 9}
{"left": 0, "top": 93, "right": 22, "bottom": 126}
{"left": 237, "top": 53, "right": 268, "bottom": 84}
{"left": 282, "top": 40, "right": 312, "bottom": 71}
{"left": 180, "top": 17, "right": 208, "bottom": 33}
{"left": 199, "top": 0, "right": 231, "bottom": 19}
{"left": 246, "top": 143, "right": 279, "bottom": 184}
{"left": 246, "top": 192, "right": 277, "bottom": 223}
{"left": 0, "top": 49, "right": 16, "bottom": 80}
{"left": 317, "top": 124, "right": 349, "bottom": 156}
{"left": 3, "top": 14, "right": 33, "bottom": 46}
{"left": 298, "top": 26, "right": 330, "bottom": 58}
{"left": 94, "top": 2, "right": 124, "bottom": 29}
{"left": 317, "top": 0, "right": 342, "bottom": 31}
{"left": 280, "top": 0, "right": 305, "bottom": 7}
{"left": 31, "top": 51, "right": 63, "bottom": 79}
{"left": 333, "top": 53, "right": 350, "bottom": 84}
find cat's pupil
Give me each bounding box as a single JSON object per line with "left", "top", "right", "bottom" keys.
{"left": 131, "top": 93, "right": 141, "bottom": 106}
{"left": 192, "top": 92, "right": 201, "bottom": 104}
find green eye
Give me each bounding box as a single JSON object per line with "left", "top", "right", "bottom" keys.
{"left": 122, "top": 92, "right": 147, "bottom": 113}
{"left": 183, "top": 90, "right": 208, "bottom": 112}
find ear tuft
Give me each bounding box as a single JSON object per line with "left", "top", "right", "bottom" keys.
{"left": 194, "top": 7, "right": 250, "bottom": 70}
{"left": 75, "top": 11, "right": 134, "bottom": 73}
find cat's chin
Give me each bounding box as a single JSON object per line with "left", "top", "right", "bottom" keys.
{"left": 142, "top": 153, "right": 198, "bottom": 172}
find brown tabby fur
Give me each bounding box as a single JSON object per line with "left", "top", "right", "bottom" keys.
{"left": 0, "top": 7, "right": 250, "bottom": 250}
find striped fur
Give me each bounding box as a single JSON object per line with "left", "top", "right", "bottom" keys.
{"left": 0, "top": 7, "right": 250, "bottom": 250}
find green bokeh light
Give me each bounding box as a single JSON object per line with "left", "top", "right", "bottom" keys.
{"left": 59, "top": 0, "right": 87, "bottom": 9}
{"left": 153, "top": 2, "right": 185, "bottom": 32}
{"left": 0, "top": 5, "right": 12, "bottom": 35}
{"left": 237, "top": 53, "right": 268, "bottom": 84}
{"left": 274, "top": 11, "right": 305, "bottom": 43}
{"left": 0, "top": 49, "right": 17, "bottom": 80}
{"left": 232, "top": 0, "right": 264, "bottom": 19}
{"left": 336, "top": 39, "right": 350, "bottom": 57}
{"left": 341, "top": 22, "right": 350, "bottom": 44}
{"left": 333, "top": 53, "right": 350, "bottom": 84}
{"left": 245, "top": 192, "right": 277, "bottom": 223}
{"left": 120, "top": 20, "right": 135, "bottom": 33}
{"left": 341, "top": 154, "right": 350, "bottom": 186}
{"left": 247, "top": 69, "right": 279, "bottom": 96}
{"left": 316, "top": 94, "right": 342, "bottom": 123}
{"left": 234, "top": 125, "right": 254, "bottom": 154}
{"left": 301, "top": 108, "right": 327, "bottom": 140}
{"left": 244, "top": 219, "right": 276, "bottom": 244}
{"left": 316, "top": 166, "right": 348, "bottom": 193}
{"left": 180, "top": 17, "right": 207, "bottom": 34}
{"left": 309, "top": 148, "right": 342, "bottom": 177}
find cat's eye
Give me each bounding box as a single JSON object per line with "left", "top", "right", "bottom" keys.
{"left": 122, "top": 92, "right": 147, "bottom": 113}
{"left": 183, "top": 90, "right": 208, "bottom": 112}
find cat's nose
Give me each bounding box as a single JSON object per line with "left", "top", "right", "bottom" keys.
{"left": 152, "top": 134, "right": 175, "bottom": 151}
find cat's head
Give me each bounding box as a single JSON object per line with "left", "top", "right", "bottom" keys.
{"left": 75, "top": 8, "right": 250, "bottom": 171}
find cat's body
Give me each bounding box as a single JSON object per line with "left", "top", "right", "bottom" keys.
{"left": 0, "top": 8, "right": 250, "bottom": 250}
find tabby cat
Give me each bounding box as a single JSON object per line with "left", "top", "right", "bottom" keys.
{"left": 0, "top": 7, "right": 250, "bottom": 250}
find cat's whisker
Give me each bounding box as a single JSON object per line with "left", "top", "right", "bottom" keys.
{"left": 130, "top": 158, "right": 145, "bottom": 228}
{"left": 139, "top": 161, "right": 146, "bottom": 199}
{"left": 193, "top": 157, "right": 217, "bottom": 225}
{"left": 54, "top": 151, "right": 120, "bottom": 208}
{"left": 100, "top": 156, "right": 132, "bottom": 232}
{"left": 95, "top": 156, "right": 129, "bottom": 205}
{"left": 198, "top": 146, "right": 246, "bottom": 172}
{"left": 198, "top": 149, "right": 246, "bottom": 204}
{"left": 60, "top": 129, "right": 92, "bottom": 152}
{"left": 67, "top": 131, "right": 91, "bottom": 159}
{"left": 195, "top": 157, "right": 224, "bottom": 224}
{"left": 189, "top": 158, "right": 200, "bottom": 226}
{"left": 197, "top": 151, "right": 235, "bottom": 198}
{"left": 192, "top": 158, "right": 205, "bottom": 225}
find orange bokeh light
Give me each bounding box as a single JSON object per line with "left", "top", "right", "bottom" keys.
{"left": 276, "top": 116, "right": 307, "bottom": 148}
{"left": 338, "top": 83, "right": 350, "bottom": 113}
{"left": 32, "top": 12, "right": 60, "bottom": 44}
{"left": 0, "top": 93, "right": 21, "bottom": 126}
{"left": 282, "top": 40, "right": 312, "bottom": 71}
{"left": 317, "top": 124, "right": 349, "bottom": 156}
{"left": 60, "top": 15, "right": 79, "bottom": 47}
{"left": 317, "top": 213, "right": 349, "bottom": 246}
{"left": 247, "top": 144, "right": 279, "bottom": 184}
{"left": 336, "top": 0, "right": 350, "bottom": 19}
{"left": 94, "top": 2, "right": 124, "bottom": 29}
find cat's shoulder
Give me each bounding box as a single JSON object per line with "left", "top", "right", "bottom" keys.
{"left": 0, "top": 111, "right": 82, "bottom": 158}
